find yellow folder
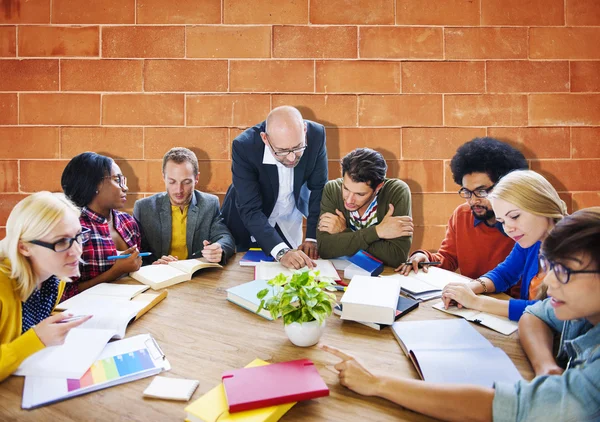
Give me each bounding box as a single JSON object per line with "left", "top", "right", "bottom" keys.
{"left": 185, "top": 359, "right": 295, "bottom": 422}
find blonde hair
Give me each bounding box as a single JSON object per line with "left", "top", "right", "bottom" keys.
{"left": 0, "top": 192, "right": 80, "bottom": 301}
{"left": 489, "top": 170, "right": 568, "bottom": 223}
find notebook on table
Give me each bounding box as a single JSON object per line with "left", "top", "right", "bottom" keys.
{"left": 240, "top": 249, "right": 275, "bottom": 266}
{"left": 21, "top": 334, "right": 169, "bottom": 409}
{"left": 391, "top": 319, "right": 522, "bottom": 387}
{"left": 382, "top": 267, "right": 470, "bottom": 301}
{"left": 432, "top": 301, "right": 518, "bottom": 335}
{"left": 130, "top": 259, "right": 222, "bottom": 290}
{"left": 185, "top": 359, "right": 296, "bottom": 422}
{"left": 226, "top": 279, "right": 277, "bottom": 320}
{"left": 222, "top": 359, "right": 329, "bottom": 413}
{"left": 56, "top": 282, "right": 167, "bottom": 321}
{"left": 334, "top": 296, "right": 419, "bottom": 330}
{"left": 143, "top": 376, "right": 199, "bottom": 401}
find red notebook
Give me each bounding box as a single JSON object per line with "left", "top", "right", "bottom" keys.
{"left": 222, "top": 358, "right": 330, "bottom": 413}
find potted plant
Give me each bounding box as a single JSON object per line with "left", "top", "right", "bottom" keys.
{"left": 256, "top": 269, "right": 337, "bottom": 347}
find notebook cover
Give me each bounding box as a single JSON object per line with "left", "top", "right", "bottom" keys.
{"left": 347, "top": 250, "right": 384, "bottom": 276}
{"left": 222, "top": 359, "right": 329, "bottom": 413}
{"left": 185, "top": 359, "right": 295, "bottom": 422}
{"left": 240, "top": 249, "right": 275, "bottom": 265}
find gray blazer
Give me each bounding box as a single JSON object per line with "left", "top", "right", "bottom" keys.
{"left": 133, "top": 191, "right": 235, "bottom": 265}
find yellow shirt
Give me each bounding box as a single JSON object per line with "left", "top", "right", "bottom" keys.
{"left": 0, "top": 260, "right": 65, "bottom": 382}
{"left": 169, "top": 204, "right": 189, "bottom": 260}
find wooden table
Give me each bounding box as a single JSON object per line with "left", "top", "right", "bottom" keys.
{"left": 0, "top": 255, "right": 534, "bottom": 421}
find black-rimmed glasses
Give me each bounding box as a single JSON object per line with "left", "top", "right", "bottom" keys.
{"left": 539, "top": 254, "right": 600, "bottom": 284}
{"left": 265, "top": 133, "right": 307, "bottom": 157}
{"left": 29, "top": 228, "right": 91, "bottom": 252}
{"left": 458, "top": 184, "right": 496, "bottom": 199}
{"left": 104, "top": 174, "right": 128, "bottom": 189}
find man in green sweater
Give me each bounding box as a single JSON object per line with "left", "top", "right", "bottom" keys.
{"left": 317, "top": 148, "right": 413, "bottom": 267}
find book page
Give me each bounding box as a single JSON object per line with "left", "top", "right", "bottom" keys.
{"left": 169, "top": 258, "right": 222, "bottom": 274}
{"left": 411, "top": 267, "right": 471, "bottom": 290}
{"left": 432, "top": 302, "right": 518, "bottom": 335}
{"left": 432, "top": 301, "right": 481, "bottom": 319}
{"left": 255, "top": 259, "right": 341, "bottom": 281}
{"left": 64, "top": 299, "right": 146, "bottom": 339}
{"left": 131, "top": 264, "right": 188, "bottom": 283}
{"left": 81, "top": 283, "right": 148, "bottom": 298}
{"left": 16, "top": 328, "right": 116, "bottom": 379}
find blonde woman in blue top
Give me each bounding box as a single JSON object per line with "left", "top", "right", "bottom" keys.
{"left": 441, "top": 170, "right": 568, "bottom": 321}
{"left": 322, "top": 207, "right": 600, "bottom": 421}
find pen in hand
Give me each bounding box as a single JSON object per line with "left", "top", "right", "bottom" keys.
{"left": 107, "top": 252, "right": 151, "bottom": 260}
{"left": 404, "top": 261, "right": 442, "bottom": 268}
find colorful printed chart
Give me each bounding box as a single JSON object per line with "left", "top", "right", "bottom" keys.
{"left": 67, "top": 348, "right": 155, "bottom": 392}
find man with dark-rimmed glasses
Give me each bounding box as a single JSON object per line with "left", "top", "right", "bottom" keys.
{"left": 397, "top": 137, "right": 528, "bottom": 280}
{"left": 221, "top": 106, "right": 328, "bottom": 270}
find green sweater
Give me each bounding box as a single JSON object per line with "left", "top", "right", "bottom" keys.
{"left": 316, "top": 178, "right": 412, "bottom": 267}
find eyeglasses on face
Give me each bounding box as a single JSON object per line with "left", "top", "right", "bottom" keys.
{"left": 458, "top": 184, "right": 496, "bottom": 199}
{"left": 539, "top": 254, "right": 600, "bottom": 285}
{"left": 265, "top": 133, "right": 307, "bottom": 157}
{"left": 104, "top": 174, "right": 128, "bottom": 189}
{"left": 29, "top": 228, "right": 91, "bottom": 253}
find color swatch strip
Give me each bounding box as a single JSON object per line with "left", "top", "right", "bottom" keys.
{"left": 67, "top": 348, "right": 155, "bottom": 392}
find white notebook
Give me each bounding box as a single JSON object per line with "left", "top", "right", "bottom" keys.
{"left": 340, "top": 276, "right": 402, "bottom": 325}
{"left": 254, "top": 259, "right": 341, "bottom": 281}
{"left": 143, "top": 376, "right": 199, "bottom": 401}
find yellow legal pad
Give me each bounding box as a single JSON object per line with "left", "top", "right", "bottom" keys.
{"left": 185, "top": 359, "right": 296, "bottom": 422}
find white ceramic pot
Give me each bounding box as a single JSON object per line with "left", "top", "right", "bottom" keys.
{"left": 284, "top": 319, "right": 326, "bottom": 347}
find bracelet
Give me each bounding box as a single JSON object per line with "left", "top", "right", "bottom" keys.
{"left": 475, "top": 278, "right": 488, "bottom": 294}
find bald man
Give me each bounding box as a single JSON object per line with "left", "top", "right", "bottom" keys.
{"left": 221, "top": 106, "right": 328, "bottom": 270}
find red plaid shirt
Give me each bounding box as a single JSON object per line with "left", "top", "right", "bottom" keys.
{"left": 63, "top": 207, "right": 141, "bottom": 300}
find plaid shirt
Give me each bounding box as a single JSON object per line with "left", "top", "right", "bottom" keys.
{"left": 62, "top": 207, "right": 141, "bottom": 300}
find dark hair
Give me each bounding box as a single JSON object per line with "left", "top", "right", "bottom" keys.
{"left": 162, "top": 147, "right": 199, "bottom": 176}
{"left": 61, "top": 152, "right": 113, "bottom": 207}
{"left": 542, "top": 207, "right": 600, "bottom": 270}
{"left": 450, "top": 137, "right": 528, "bottom": 186}
{"left": 341, "top": 148, "right": 387, "bottom": 189}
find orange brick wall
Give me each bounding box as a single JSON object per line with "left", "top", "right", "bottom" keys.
{"left": 1, "top": 0, "right": 600, "bottom": 250}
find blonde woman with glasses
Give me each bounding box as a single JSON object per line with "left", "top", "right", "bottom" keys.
{"left": 0, "top": 192, "right": 92, "bottom": 381}
{"left": 441, "top": 170, "right": 568, "bottom": 321}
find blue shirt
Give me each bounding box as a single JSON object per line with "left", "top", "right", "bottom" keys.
{"left": 483, "top": 241, "right": 541, "bottom": 321}
{"left": 492, "top": 299, "right": 600, "bottom": 422}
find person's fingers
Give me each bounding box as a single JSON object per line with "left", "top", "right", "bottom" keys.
{"left": 123, "top": 245, "right": 137, "bottom": 254}
{"left": 203, "top": 240, "right": 210, "bottom": 246}
{"left": 60, "top": 315, "right": 93, "bottom": 329}
{"left": 335, "top": 209, "right": 345, "bottom": 220}
{"left": 422, "top": 265, "right": 429, "bottom": 273}
{"left": 46, "top": 312, "right": 71, "bottom": 323}
{"left": 386, "top": 203, "right": 394, "bottom": 217}
{"left": 412, "top": 260, "right": 420, "bottom": 274}
{"left": 319, "top": 344, "right": 354, "bottom": 361}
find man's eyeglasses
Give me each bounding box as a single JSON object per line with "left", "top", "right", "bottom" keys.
{"left": 458, "top": 184, "right": 496, "bottom": 199}
{"left": 539, "top": 254, "right": 600, "bottom": 284}
{"left": 104, "top": 174, "right": 128, "bottom": 189}
{"left": 265, "top": 133, "right": 307, "bottom": 157}
{"left": 29, "top": 228, "right": 91, "bottom": 253}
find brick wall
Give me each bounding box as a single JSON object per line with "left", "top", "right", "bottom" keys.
{"left": 1, "top": 0, "right": 599, "bottom": 250}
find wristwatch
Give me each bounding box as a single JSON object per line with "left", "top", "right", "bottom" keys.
{"left": 275, "top": 248, "right": 291, "bottom": 262}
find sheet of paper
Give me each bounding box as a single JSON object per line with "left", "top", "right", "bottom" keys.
{"left": 64, "top": 299, "right": 146, "bottom": 339}
{"left": 255, "top": 259, "right": 341, "bottom": 281}
{"left": 15, "top": 328, "right": 115, "bottom": 379}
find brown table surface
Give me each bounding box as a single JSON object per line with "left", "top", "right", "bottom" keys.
{"left": 0, "top": 254, "right": 533, "bottom": 421}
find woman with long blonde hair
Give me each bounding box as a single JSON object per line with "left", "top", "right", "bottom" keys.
{"left": 0, "top": 192, "right": 92, "bottom": 381}
{"left": 442, "top": 170, "right": 568, "bottom": 321}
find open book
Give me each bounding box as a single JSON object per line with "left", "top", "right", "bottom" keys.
{"left": 56, "top": 283, "right": 167, "bottom": 321}
{"left": 22, "top": 334, "right": 169, "bottom": 409}
{"left": 16, "top": 296, "right": 149, "bottom": 378}
{"left": 130, "top": 258, "right": 222, "bottom": 290}
{"left": 432, "top": 301, "right": 518, "bottom": 335}
{"left": 392, "top": 319, "right": 522, "bottom": 387}
{"left": 254, "top": 259, "right": 341, "bottom": 282}
{"left": 383, "top": 267, "right": 470, "bottom": 301}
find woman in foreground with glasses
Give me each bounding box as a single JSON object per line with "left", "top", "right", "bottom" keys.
{"left": 61, "top": 152, "right": 142, "bottom": 300}
{"left": 322, "top": 207, "right": 600, "bottom": 421}
{"left": 0, "top": 192, "right": 93, "bottom": 381}
{"left": 441, "top": 170, "right": 568, "bottom": 321}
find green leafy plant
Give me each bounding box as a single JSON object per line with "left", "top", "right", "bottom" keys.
{"left": 256, "top": 270, "right": 337, "bottom": 325}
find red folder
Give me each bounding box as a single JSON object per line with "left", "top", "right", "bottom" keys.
{"left": 222, "top": 358, "right": 330, "bottom": 413}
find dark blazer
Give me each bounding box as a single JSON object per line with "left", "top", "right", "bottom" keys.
{"left": 133, "top": 190, "right": 235, "bottom": 265}
{"left": 221, "top": 120, "right": 328, "bottom": 254}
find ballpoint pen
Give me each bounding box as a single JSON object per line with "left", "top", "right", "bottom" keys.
{"left": 107, "top": 252, "right": 152, "bottom": 260}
